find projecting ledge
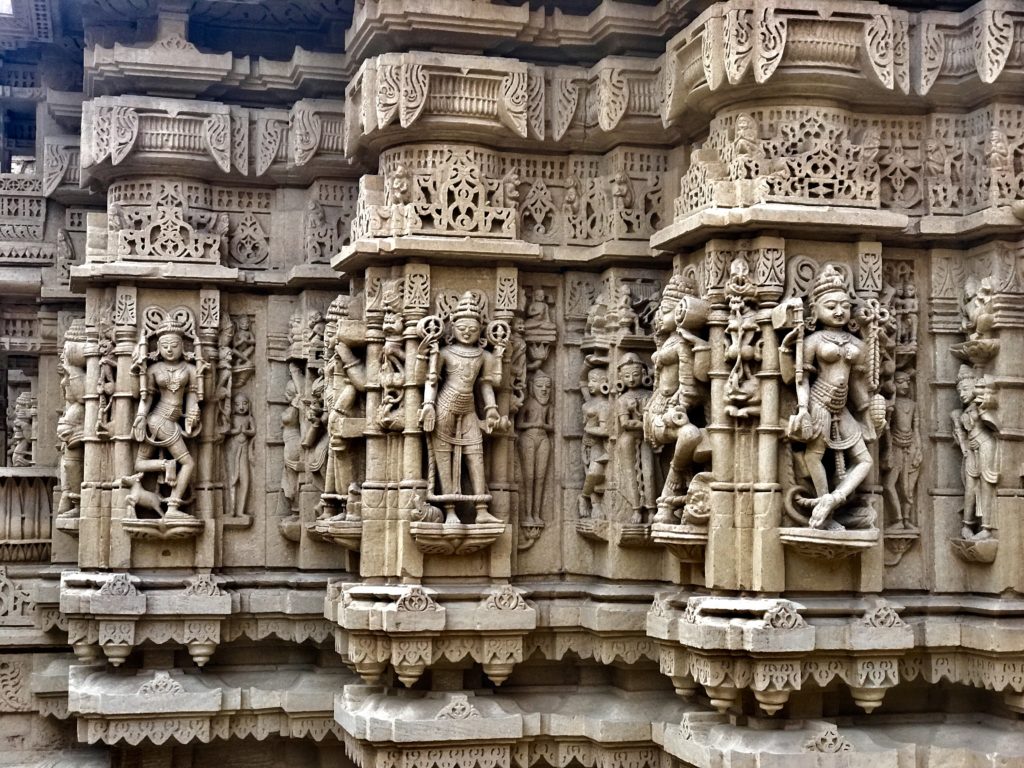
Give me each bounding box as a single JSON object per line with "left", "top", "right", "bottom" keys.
{"left": 650, "top": 205, "right": 910, "bottom": 252}
{"left": 334, "top": 236, "right": 543, "bottom": 271}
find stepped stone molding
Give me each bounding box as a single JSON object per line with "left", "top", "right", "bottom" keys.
{"left": 86, "top": 37, "right": 347, "bottom": 100}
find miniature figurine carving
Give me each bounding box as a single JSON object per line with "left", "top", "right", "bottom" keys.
{"left": 280, "top": 378, "right": 304, "bottom": 518}
{"left": 881, "top": 370, "right": 921, "bottom": 530}
{"left": 418, "top": 291, "right": 508, "bottom": 525}
{"left": 952, "top": 365, "right": 999, "bottom": 541}
{"left": 225, "top": 393, "right": 256, "bottom": 518}
{"left": 9, "top": 392, "right": 33, "bottom": 467}
{"left": 321, "top": 299, "right": 367, "bottom": 519}
{"left": 645, "top": 275, "right": 708, "bottom": 523}
{"left": 616, "top": 353, "right": 657, "bottom": 524}
{"left": 517, "top": 371, "right": 553, "bottom": 529}
{"left": 723, "top": 258, "right": 762, "bottom": 419}
{"left": 779, "top": 266, "right": 884, "bottom": 530}
{"left": 579, "top": 366, "right": 611, "bottom": 520}
{"left": 377, "top": 282, "right": 407, "bottom": 430}
{"left": 95, "top": 333, "right": 117, "bottom": 437}
{"left": 56, "top": 320, "right": 87, "bottom": 518}
{"left": 130, "top": 319, "right": 206, "bottom": 519}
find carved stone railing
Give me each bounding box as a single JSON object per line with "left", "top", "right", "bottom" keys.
{"left": 0, "top": 174, "right": 46, "bottom": 243}
{"left": 0, "top": 467, "right": 56, "bottom": 562}
{"left": 351, "top": 143, "right": 667, "bottom": 246}
{"left": 666, "top": 101, "right": 1024, "bottom": 229}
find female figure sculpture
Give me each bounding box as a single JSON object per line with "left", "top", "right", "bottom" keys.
{"left": 131, "top": 319, "right": 205, "bottom": 519}
{"left": 516, "top": 371, "right": 553, "bottom": 528}
{"left": 952, "top": 365, "right": 999, "bottom": 540}
{"left": 783, "top": 265, "right": 882, "bottom": 530}
{"left": 579, "top": 367, "right": 611, "bottom": 520}
{"left": 225, "top": 393, "right": 256, "bottom": 518}
{"left": 617, "top": 353, "right": 657, "bottom": 524}
{"left": 644, "top": 275, "right": 708, "bottom": 524}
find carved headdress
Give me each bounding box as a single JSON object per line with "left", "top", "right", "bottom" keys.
{"left": 154, "top": 317, "right": 188, "bottom": 339}
{"left": 810, "top": 265, "right": 850, "bottom": 304}
{"left": 452, "top": 291, "right": 484, "bottom": 323}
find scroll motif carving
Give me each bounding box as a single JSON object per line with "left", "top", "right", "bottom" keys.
{"left": 203, "top": 114, "right": 231, "bottom": 173}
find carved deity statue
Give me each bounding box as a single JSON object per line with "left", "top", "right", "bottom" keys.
{"left": 881, "top": 370, "right": 922, "bottom": 530}
{"left": 516, "top": 371, "right": 553, "bottom": 528}
{"left": 130, "top": 319, "right": 206, "bottom": 519}
{"left": 644, "top": 274, "right": 708, "bottom": 524}
{"left": 952, "top": 365, "right": 999, "bottom": 541}
{"left": 377, "top": 281, "right": 407, "bottom": 430}
{"left": 617, "top": 353, "right": 657, "bottom": 524}
{"left": 320, "top": 298, "right": 367, "bottom": 520}
{"left": 579, "top": 366, "right": 611, "bottom": 520}
{"left": 280, "top": 377, "right": 304, "bottom": 518}
{"left": 9, "top": 392, "right": 33, "bottom": 467}
{"left": 781, "top": 266, "right": 883, "bottom": 530}
{"left": 225, "top": 393, "right": 255, "bottom": 518}
{"left": 724, "top": 258, "right": 762, "bottom": 419}
{"left": 418, "top": 291, "right": 507, "bottom": 525}
{"left": 56, "top": 320, "right": 87, "bottom": 518}
{"left": 95, "top": 332, "right": 117, "bottom": 437}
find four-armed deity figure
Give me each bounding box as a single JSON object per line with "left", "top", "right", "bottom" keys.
{"left": 131, "top": 319, "right": 205, "bottom": 519}
{"left": 419, "top": 291, "right": 506, "bottom": 525}
{"left": 784, "top": 266, "right": 881, "bottom": 530}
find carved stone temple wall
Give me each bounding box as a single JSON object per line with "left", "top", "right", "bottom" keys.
{"left": 0, "top": 0, "right": 1023, "bottom": 765}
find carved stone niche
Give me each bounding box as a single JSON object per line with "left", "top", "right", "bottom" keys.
{"left": 569, "top": 268, "right": 669, "bottom": 551}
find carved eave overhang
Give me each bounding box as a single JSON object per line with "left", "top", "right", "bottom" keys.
{"left": 346, "top": 52, "right": 679, "bottom": 157}
{"left": 68, "top": 665, "right": 355, "bottom": 746}
{"left": 42, "top": 135, "right": 91, "bottom": 204}
{"left": 661, "top": 1, "right": 916, "bottom": 128}
{"left": 80, "top": 96, "right": 358, "bottom": 188}
{"left": 0, "top": 0, "right": 53, "bottom": 51}
{"left": 915, "top": 1, "right": 1024, "bottom": 102}
{"left": 345, "top": 0, "right": 694, "bottom": 64}
{"left": 85, "top": 37, "right": 347, "bottom": 102}
{"left": 337, "top": 686, "right": 694, "bottom": 768}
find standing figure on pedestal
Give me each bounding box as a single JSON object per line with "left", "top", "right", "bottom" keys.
{"left": 579, "top": 366, "right": 611, "bottom": 520}
{"left": 617, "top": 353, "right": 657, "bottom": 524}
{"left": 320, "top": 300, "right": 367, "bottom": 521}
{"left": 56, "top": 320, "right": 87, "bottom": 518}
{"left": 781, "top": 266, "right": 883, "bottom": 531}
{"left": 881, "top": 370, "right": 921, "bottom": 530}
{"left": 952, "top": 365, "right": 999, "bottom": 541}
{"left": 225, "top": 393, "right": 256, "bottom": 518}
{"left": 130, "top": 319, "right": 206, "bottom": 520}
{"left": 516, "top": 371, "right": 553, "bottom": 528}
{"left": 644, "top": 275, "right": 708, "bottom": 523}
{"left": 280, "top": 377, "right": 304, "bottom": 518}
{"left": 418, "top": 291, "right": 507, "bottom": 525}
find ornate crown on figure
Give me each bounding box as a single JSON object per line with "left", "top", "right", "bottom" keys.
{"left": 452, "top": 291, "right": 484, "bottom": 323}
{"left": 153, "top": 317, "right": 188, "bottom": 339}
{"left": 810, "top": 264, "right": 849, "bottom": 304}
{"left": 661, "top": 274, "right": 689, "bottom": 305}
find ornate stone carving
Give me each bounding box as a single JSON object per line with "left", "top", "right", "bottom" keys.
{"left": 776, "top": 265, "right": 883, "bottom": 535}
{"left": 128, "top": 309, "right": 208, "bottom": 524}
{"left": 417, "top": 292, "right": 508, "bottom": 526}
